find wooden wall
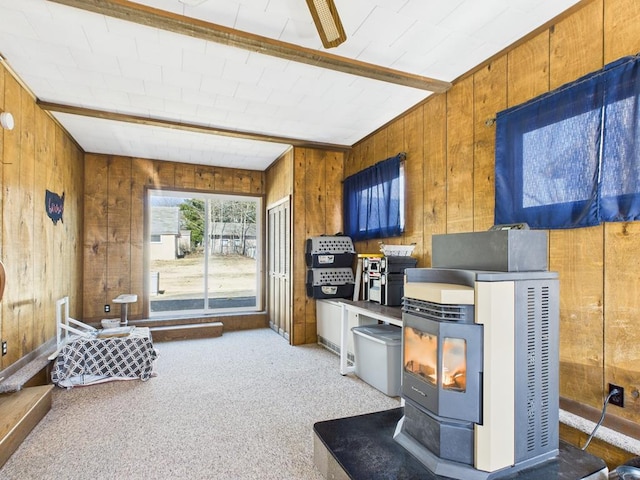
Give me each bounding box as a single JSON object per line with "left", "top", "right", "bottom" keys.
{"left": 292, "top": 148, "right": 344, "bottom": 346}
{"left": 265, "top": 150, "right": 293, "bottom": 341}
{"left": 82, "top": 154, "right": 265, "bottom": 323}
{"left": 265, "top": 148, "right": 293, "bottom": 207}
{"left": 265, "top": 148, "right": 344, "bottom": 345}
{"left": 4, "top": 0, "right": 640, "bottom": 447}
{"left": 0, "top": 63, "right": 84, "bottom": 370}
{"left": 347, "top": 0, "right": 640, "bottom": 432}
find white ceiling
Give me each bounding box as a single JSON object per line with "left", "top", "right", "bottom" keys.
{"left": 0, "top": 0, "right": 581, "bottom": 171}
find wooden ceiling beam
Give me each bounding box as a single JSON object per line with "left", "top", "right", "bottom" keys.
{"left": 37, "top": 100, "right": 352, "bottom": 151}
{"left": 47, "top": 0, "right": 452, "bottom": 93}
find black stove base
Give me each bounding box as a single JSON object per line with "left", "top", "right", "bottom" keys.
{"left": 313, "top": 408, "right": 607, "bottom": 480}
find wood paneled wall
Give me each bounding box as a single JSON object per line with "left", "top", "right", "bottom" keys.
{"left": 266, "top": 148, "right": 344, "bottom": 345}
{"left": 82, "top": 154, "right": 265, "bottom": 322}
{"left": 0, "top": 64, "right": 84, "bottom": 370}
{"left": 294, "top": 148, "right": 344, "bottom": 345}
{"left": 265, "top": 148, "right": 293, "bottom": 207}
{"left": 346, "top": 0, "right": 640, "bottom": 430}
{"left": 4, "top": 0, "right": 640, "bottom": 443}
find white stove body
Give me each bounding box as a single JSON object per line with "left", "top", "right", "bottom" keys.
{"left": 394, "top": 267, "right": 559, "bottom": 480}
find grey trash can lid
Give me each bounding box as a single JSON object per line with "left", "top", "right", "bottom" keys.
{"left": 352, "top": 324, "right": 402, "bottom": 345}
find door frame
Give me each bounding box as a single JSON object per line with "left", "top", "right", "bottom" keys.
{"left": 267, "top": 195, "right": 292, "bottom": 342}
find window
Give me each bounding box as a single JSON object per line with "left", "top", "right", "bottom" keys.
{"left": 343, "top": 153, "right": 406, "bottom": 241}
{"left": 148, "top": 190, "right": 262, "bottom": 316}
{"left": 495, "top": 54, "right": 640, "bottom": 229}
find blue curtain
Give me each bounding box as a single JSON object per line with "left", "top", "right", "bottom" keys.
{"left": 343, "top": 153, "right": 403, "bottom": 241}
{"left": 495, "top": 54, "right": 640, "bottom": 229}
{"left": 600, "top": 56, "right": 640, "bottom": 221}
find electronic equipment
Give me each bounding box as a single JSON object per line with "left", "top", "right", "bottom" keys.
{"left": 363, "top": 256, "right": 417, "bottom": 306}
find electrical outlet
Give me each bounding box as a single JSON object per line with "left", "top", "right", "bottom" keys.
{"left": 1, "top": 341, "right": 7, "bottom": 356}
{"left": 609, "top": 383, "right": 624, "bottom": 407}
{"left": 104, "top": 304, "right": 110, "bottom": 313}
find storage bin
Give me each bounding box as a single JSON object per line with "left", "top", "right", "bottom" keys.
{"left": 306, "top": 268, "right": 355, "bottom": 299}
{"left": 380, "top": 256, "right": 417, "bottom": 273}
{"left": 305, "top": 236, "right": 355, "bottom": 268}
{"left": 379, "top": 243, "right": 415, "bottom": 257}
{"left": 352, "top": 324, "right": 402, "bottom": 396}
{"left": 367, "top": 273, "right": 406, "bottom": 306}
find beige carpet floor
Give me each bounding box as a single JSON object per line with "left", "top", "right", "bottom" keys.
{"left": 0, "top": 328, "right": 400, "bottom": 480}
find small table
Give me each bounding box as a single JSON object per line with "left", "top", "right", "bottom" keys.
{"left": 51, "top": 327, "right": 157, "bottom": 388}
{"left": 337, "top": 300, "right": 402, "bottom": 375}
{"left": 113, "top": 293, "right": 138, "bottom": 326}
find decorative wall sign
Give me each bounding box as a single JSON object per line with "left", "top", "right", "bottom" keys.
{"left": 46, "top": 190, "right": 65, "bottom": 225}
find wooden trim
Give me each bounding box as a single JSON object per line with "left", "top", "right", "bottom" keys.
{"left": 46, "top": 0, "right": 451, "bottom": 93}
{"left": 0, "top": 386, "right": 54, "bottom": 469}
{"left": 0, "top": 338, "right": 56, "bottom": 384}
{"left": 37, "top": 101, "right": 352, "bottom": 152}
{"left": 560, "top": 396, "right": 640, "bottom": 441}
{"left": 130, "top": 313, "right": 268, "bottom": 331}
{"left": 559, "top": 423, "right": 635, "bottom": 471}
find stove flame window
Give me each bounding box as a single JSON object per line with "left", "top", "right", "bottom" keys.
{"left": 442, "top": 337, "right": 466, "bottom": 392}
{"left": 403, "top": 327, "right": 437, "bottom": 386}
{"left": 404, "top": 327, "right": 468, "bottom": 393}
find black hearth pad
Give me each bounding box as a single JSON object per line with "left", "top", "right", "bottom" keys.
{"left": 313, "top": 408, "right": 607, "bottom": 480}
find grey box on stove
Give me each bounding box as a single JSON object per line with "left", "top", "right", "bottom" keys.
{"left": 432, "top": 229, "right": 548, "bottom": 272}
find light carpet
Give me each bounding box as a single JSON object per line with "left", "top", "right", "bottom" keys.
{"left": 0, "top": 328, "right": 400, "bottom": 480}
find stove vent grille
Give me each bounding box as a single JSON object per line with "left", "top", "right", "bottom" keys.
{"left": 524, "top": 284, "right": 553, "bottom": 454}
{"left": 403, "top": 298, "right": 474, "bottom": 324}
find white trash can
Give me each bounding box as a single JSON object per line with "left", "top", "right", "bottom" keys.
{"left": 352, "top": 324, "right": 402, "bottom": 396}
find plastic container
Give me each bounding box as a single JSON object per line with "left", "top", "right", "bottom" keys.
{"left": 352, "top": 324, "right": 402, "bottom": 396}
{"left": 379, "top": 243, "right": 415, "bottom": 257}
{"left": 306, "top": 268, "right": 355, "bottom": 299}
{"left": 101, "top": 318, "right": 120, "bottom": 329}
{"left": 305, "top": 236, "right": 356, "bottom": 268}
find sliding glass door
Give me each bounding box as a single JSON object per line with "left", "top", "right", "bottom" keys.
{"left": 148, "top": 190, "right": 261, "bottom": 316}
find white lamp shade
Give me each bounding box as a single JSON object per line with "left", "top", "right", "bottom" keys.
{"left": 0, "top": 112, "right": 14, "bottom": 130}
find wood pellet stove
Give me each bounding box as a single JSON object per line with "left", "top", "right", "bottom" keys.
{"left": 394, "top": 229, "right": 559, "bottom": 479}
